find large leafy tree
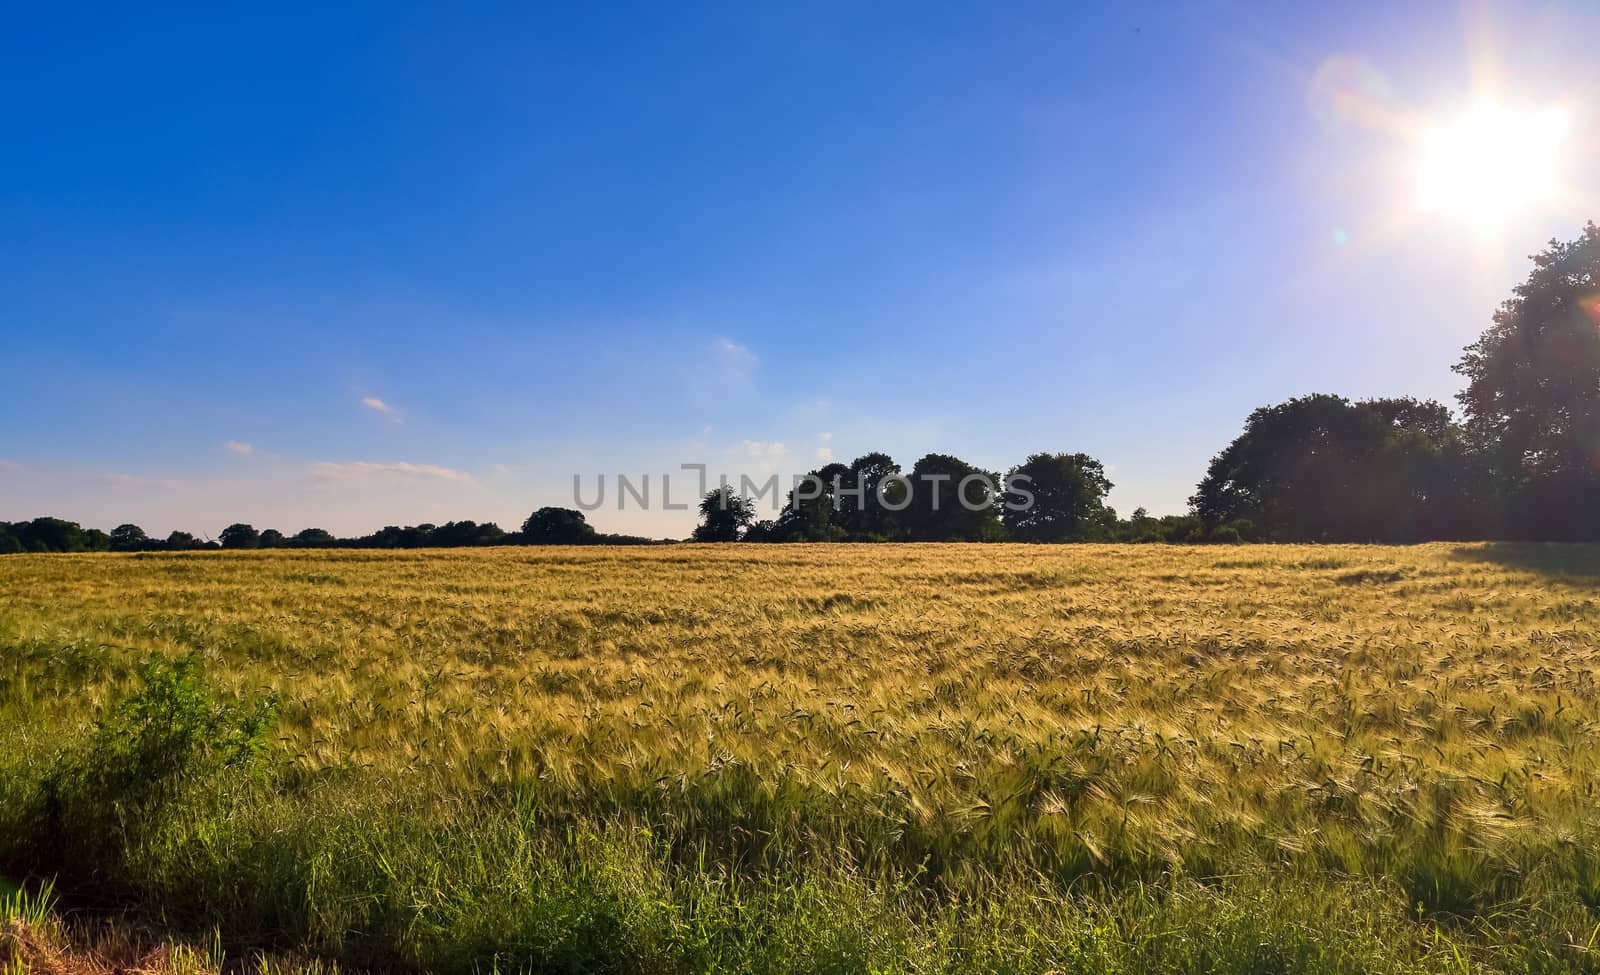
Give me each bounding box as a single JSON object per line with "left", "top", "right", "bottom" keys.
{"left": 427, "top": 520, "right": 506, "bottom": 547}
{"left": 219, "top": 523, "right": 260, "bottom": 549}
{"left": 693, "top": 488, "right": 756, "bottom": 541}
{"left": 765, "top": 454, "right": 910, "bottom": 541}
{"left": 1002, "top": 452, "right": 1115, "bottom": 542}
{"left": 521, "top": 507, "right": 597, "bottom": 545}
{"left": 903, "top": 454, "right": 1004, "bottom": 542}
{"left": 14, "top": 517, "right": 96, "bottom": 553}
{"left": 775, "top": 462, "right": 852, "bottom": 542}
{"left": 109, "top": 523, "right": 149, "bottom": 552}
{"left": 1455, "top": 223, "right": 1600, "bottom": 538}
{"left": 841, "top": 452, "right": 906, "bottom": 539}
{"left": 1191, "top": 394, "right": 1475, "bottom": 542}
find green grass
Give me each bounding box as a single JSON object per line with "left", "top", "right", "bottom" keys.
{"left": 2, "top": 543, "right": 1600, "bottom": 972}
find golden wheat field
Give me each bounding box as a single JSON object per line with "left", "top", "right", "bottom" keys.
{"left": 4, "top": 543, "right": 1600, "bottom": 974}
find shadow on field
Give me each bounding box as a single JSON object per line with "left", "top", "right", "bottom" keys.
{"left": 1451, "top": 542, "right": 1600, "bottom": 580}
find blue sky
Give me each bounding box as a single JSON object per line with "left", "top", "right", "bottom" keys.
{"left": 3, "top": 1, "right": 1598, "bottom": 538}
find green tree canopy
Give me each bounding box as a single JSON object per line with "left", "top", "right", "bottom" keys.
{"left": 1191, "top": 395, "right": 1475, "bottom": 542}
{"left": 521, "top": 507, "right": 598, "bottom": 545}
{"left": 693, "top": 488, "right": 756, "bottom": 542}
{"left": 903, "top": 454, "right": 1004, "bottom": 542}
{"left": 219, "top": 523, "right": 260, "bottom": 549}
{"left": 109, "top": 524, "right": 149, "bottom": 551}
{"left": 841, "top": 452, "right": 906, "bottom": 539}
{"left": 1002, "top": 452, "right": 1115, "bottom": 542}
{"left": 1455, "top": 223, "right": 1600, "bottom": 538}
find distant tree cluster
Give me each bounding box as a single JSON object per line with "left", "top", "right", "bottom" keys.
{"left": 206, "top": 511, "right": 655, "bottom": 549}
{"left": 0, "top": 518, "right": 111, "bottom": 554}
{"left": 0, "top": 509, "right": 657, "bottom": 555}
{"left": 690, "top": 450, "right": 1210, "bottom": 544}
{"left": 721, "top": 451, "right": 1118, "bottom": 543}
{"left": 0, "top": 518, "right": 219, "bottom": 554}
{"left": 1190, "top": 395, "right": 1484, "bottom": 542}
{"left": 1192, "top": 223, "right": 1600, "bottom": 542}
{"left": 7, "top": 225, "right": 1599, "bottom": 551}
{"left": 690, "top": 224, "right": 1600, "bottom": 544}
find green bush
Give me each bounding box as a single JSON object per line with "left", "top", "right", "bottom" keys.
{"left": 1210, "top": 524, "right": 1244, "bottom": 544}
{"left": 38, "top": 653, "right": 276, "bottom": 881}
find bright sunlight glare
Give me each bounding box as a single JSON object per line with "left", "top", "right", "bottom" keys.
{"left": 1414, "top": 103, "right": 1570, "bottom": 227}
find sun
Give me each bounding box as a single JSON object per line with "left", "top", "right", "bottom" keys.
{"left": 1413, "top": 102, "right": 1570, "bottom": 228}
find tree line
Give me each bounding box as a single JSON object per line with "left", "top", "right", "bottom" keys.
{"left": 0, "top": 509, "right": 657, "bottom": 554}
{"left": 5, "top": 224, "right": 1599, "bottom": 550}
{"left": 686, "top": 451, "right": 1129, "bottom": 542}
{"left": 1193, "top": 224, "right": 1600, "bottom": 543}
{"left": 699, "top": 224, "right": 1600, "bottom": 544}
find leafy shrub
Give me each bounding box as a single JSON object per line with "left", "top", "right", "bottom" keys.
{"left": 1210, "top": 524, "right": 1244, "bottom": 544}
{"left": 39, "top": 654, "right": 276, "bottom": 879}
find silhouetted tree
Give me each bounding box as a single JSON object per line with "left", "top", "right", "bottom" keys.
{"left": 1116, "top": 507, "right": 1160, "bottom": 542}
{"left": 742, "top": 519, "right": 782, "bottom": 542}
{"left": 109, "top": 523, "right": 150, "bottom": 551}
{"left": 11, "top": 517, "right": 95, "bottom": 553}
{"left": 427, "top": 520, "right": 505, "bottom": 547}
{"left": 219, "top": 523, "right": 260, "bottom": 549}
{"left": 841, "top": 452, "right": 907, "bottom": 539}
{"left": 1002, "top": 452, "right": 1114, "bottom": 542}
{"left": 1192, "top": 395, "right": 1474, "bottom": 542}
{"left": 775, "top": 462, "right": 852, "bottom": 541}
{"left": 0, "top": 513, "right": 659, "bottom": 555}
{"left": 1157, "top": 513, "right": 1206, "bottom": 543}
{"left": 293, "top": 528, "right": 336, "bottom": 547}
{"left": 521, "top": 507, "right": 598, "bottom": 545}
{"left": 693, "top": 488, "right": 755, "bottom": 541}
{"left": 1455, "top": 223, "right": 1600, "bottom": 539}
{"left": 903, "top": 454, "right": 1004, "bottom": 541}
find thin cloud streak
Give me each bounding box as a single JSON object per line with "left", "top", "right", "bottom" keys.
{"left": 311, "top": 460, "right": 476, "bottom": 484}
{"left": 96, "top": 472, "right": 190, "bottom": 490}
{"left": 713, "top": 338, "right": 758, "bottom": 387}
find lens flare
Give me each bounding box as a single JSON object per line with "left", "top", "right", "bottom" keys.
{"left": 1308, "top": 55, "right": 1400, "bottom": 132}
{"left": 1413, "top": 103, "right": 1570, "bottom": 227}
{"left": 1582, "top": 293, "right": 1600, "bottom": 327}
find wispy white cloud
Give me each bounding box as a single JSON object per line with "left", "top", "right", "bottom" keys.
{"left": 225, "top": 440, "right": 255, "bottom": 456}
{"left": 816, "top": 446, "right": 834, "bottom": 462}
{"left": 96, "top": 472, "right": 189, "bottom": 490}
{"left": 311, "top": 461, "right": 475, "bottom": 484}
{"left": 742, "top": 440, "right": 786, "bottom": 460}
{"left": 818, "top": 431, "right": 833, "bottom": 442}
{"left": 737, "top": 439, "right": 787, "bottom": 476}
{"left": 712, "top": 338, "right": 758, "bottom": 387}
{"left": 362, "top": 396, "right": 396, "bottom": 415}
